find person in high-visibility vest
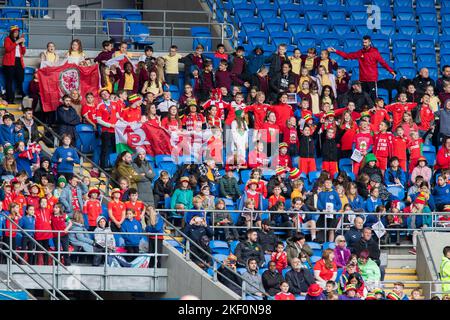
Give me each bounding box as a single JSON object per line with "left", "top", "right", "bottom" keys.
{"left": 440, "top": 246, "right": 450, "bottom": 295}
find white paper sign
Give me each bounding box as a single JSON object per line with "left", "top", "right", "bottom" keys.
{"left": 371, "top": 220, "right": 386, "bottom": 239}
{"left": 351, "top": 149, "right": 364, "bottom": 163}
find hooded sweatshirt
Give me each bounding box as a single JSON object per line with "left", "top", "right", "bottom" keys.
{"left": 121, "top": 217, "right": 143, "bottom": 246}
{"left": 241, "top": 260, "right": 265, "bottom": 295}
{"left": 94, "top": 216, "right": 115, "bottom": 248}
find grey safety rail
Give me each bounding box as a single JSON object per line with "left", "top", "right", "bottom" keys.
{"left": 0, "top": 6, "right": 235, "bottom": 51}
{"left": 2, "top": 214, "right": 103, "bottom": 300}
{"left": 31, "top": 117, "right": 268, "bottom": 299}
{"left": 0, "top": 242, "right": 68, "bottom": 300}
{"left": 0, "top": 266, "right": 37, "bottom": 300}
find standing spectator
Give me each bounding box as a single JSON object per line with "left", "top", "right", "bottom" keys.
{"left": 235, "top": 229, "right": 265, "bottom": 268}
{"left": 92, "top": 216, "right": 116, "bottom": 267}
{"left": 51, "top": 204, "right": 72, "bottom": 266}
{"left": 163, "top": 45, "right": 182, "bottom": 86}
{"left": 51, "top": 134, "right": 80, "bottom": 180}
{"left": 2, "top": 25, "right": 26, "bottom": 103}
{"left": 262, "top": 261, "right": 284, "bottom": 296}
{"left": 271, "top": 242, "right": 288, "bottom": 274}
{"left": 218, "top": 254, "right": 242, "bottom": 295}
{"left": 328, "top": 35, "right": 395, "bottom": 101}
{"left": 35, "top": 197, "right": 53, "bottom": 265}
{"left": 285, "top": 257, "right": 315, "bottom": 296}
{"left": 145, "top": 206, "right": 164, "bottom": 268}
{"left": 269, "top": 64, "right": 297, "bottom": 102}
{"left": 40, "top": 41, "right": 60, "bottom": 65}
{"left": 247, "top": 46, "right": 265, "bottom": 75}
{"left": 153, "top": 170, "right": 173, "bottom": 208}
{"left": 341, "top": 81, "right": 374, "bottom": 111}
{"left": 19, "top": 204, "right": 36, "bottom": 264}
{"left": 108, "top": 188, "right": 126, "bottom": 233}
{"left": 413, "top": 68, "right": 436, "bottom": 97}
{"left": 19, "top": 108, "right": 40, "bottom": 145}
{"left": 83, "top": 188, "right": 102, "bottom": 231}
{"left": 59, "top": 176, "right": 87, "bottom": 217}
{"left": 69, "top": 211, "right": 95, "bottom": 255}
{"left": 121, "top": 208, "right": 143, "bottom": 262}
{"left": 170, "top": 176, "right": 194, "bottom": 211}
{"left": 132, "top": 147, "right": 155, "bottom": 206}
{"left": 440, "top": 246, "right": 450, "bottom": 295}
{"left": 180, "top": 44, "right": 206, "bottom": 82}
{"left": 266, "top": 44, "right": 288, "bottom": 77}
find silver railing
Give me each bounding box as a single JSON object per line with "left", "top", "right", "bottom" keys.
{"left": 0, "top": 5, "right": 235, "bottom": 51}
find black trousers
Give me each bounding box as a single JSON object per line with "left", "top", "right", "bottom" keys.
{"left": 4, "top": 58, "right": 24, "bottom": 103}
{"left": 21, "top": 236, "right": 36, "bottom": 265}
{"left": 361, "top": 81, "right": 377, "bottom": 102}
{"left": 100, "top": 131, "right": 116, "bottom": 168}
{"left": 165, "top": 73, "right": 179, "bottom": 87}
{"left": 125, "top": 246, "right": 139, "bottom": 262}
{"left": 148, "top": 237, "right": 163, "bottom": 268}
{"left": 54, "top": 235, "right": 71, "bottom": 265}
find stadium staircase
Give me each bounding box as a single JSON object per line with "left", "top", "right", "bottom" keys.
{"left": 384, "top": 250, "right": 422, "bottom": 296}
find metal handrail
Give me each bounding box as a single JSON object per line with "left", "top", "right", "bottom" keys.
{"left": 3, "top": 215, "right": 103, "bottom": 300}
{"left": 0, "top": 271, "right": 37, "bottom": 300}
{"left": 0, "top": 243, "right": 69, "bottom": 300}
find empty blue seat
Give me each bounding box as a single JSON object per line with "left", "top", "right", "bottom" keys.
{"left": 210, "top": 240, "right": 230, "bottom": 255}
{"left": 75, "top": 124, "right": 96, "bottom": 154}
{"left": 393, "top": 0, "right": 412, "bottom": 6}
{"left": 371, "top": 34, "right": 390, "bottom": 50}
{"left": 283, "top": 9, "right": 300, "bottom": 20}
{"left": 235, "top": 9, "right": 255, "bottom": 21}
{"left": 123, "top": 11, "right": 142, "bottom": 21}
{"left": 302, "top": 0, "right": 320, "bottom": 5}
{"left": 304, "top": 7, "right": 324, "bottom": 21}
{"left": 322, "top": 241, "right": 336, "bottom": 250}
{"left": 246, "top": 31, "right": 270, "bottom": 47}
{"left": 339, "top": 158, "right": 352, "bottom": 173}
{"left": 320, "top": 35, "right": 341, "bottom": 50}
{"left": 417, "top": 54, "right": 436, "bottom": 65}
{"left": 393, "top": 46, "right": 413, "bottom": 55}
{"left": 387, "top": 186, "right": 405, "bottom": 200}
{"left": 323, "top": 0, "right": 342, "bottom": 5}
{"left": 349, "top": 8, "right": 368, "bottom": 21}
{"left": 242, "top": 22, "right": 262, "bottom": 34}
{"left": 418, "top": 13, "right": 437, "bottom": 24}
{"left": 308, "top": 171, "right": 321, "bottom": 185}
{"left": 288, "top": 22, "right": 308, "bottom": 35}
{"left": 416, "top": 1, "right": 436, "bottom": 9}
{"left": 297, "top": 35, "right": 317, "bottom": 51}
{"left": 345, "top": 0, "right": 365, "bottom": 6}
{"left": 396, "top": 66, "right": 417, "bottom": 79}
{"left": 344, "top": 37, "right": 362, "bottom": 50}
{"left": 441, "top": 55, "right": 450, "bottom": 67}
{"left": 309, "top": 21, "right": 330, "bottom": 34}
{"left": 258, "top": 8, "right": 278, "bottom": 20}
{"left": 394, "top": 53, "right": 414, "bottom": 64}
{"left": 333, "top": 22, "right": 353, "bottom": 37}
{"left": 396, "top": 20, "right": 417, "bottom": 36}
{"left": 325, "top": 7, "right": 347, "bottom": 20}
{"left": 392, "top": 35, "right": 412, "bottom": 49}
{"left": 414, "top": 34, "right": 435, "bottom": 49}
{"left": 416, "top": 47, "right": 436, "bottom": 56}
{"left": 419, "top": 21, "right": 439, "bottom": 38}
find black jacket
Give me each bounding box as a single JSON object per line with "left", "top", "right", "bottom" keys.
{"left": 359, "top": 165, "right": 383, "bottom": 182}
{"left": 345, "top": 226, "right": 363, "bottom": 251}
{"left": 265, "top": 53, "right": 287, "bottom": 77}
{"left": 262, "top": 269, "right": 283, "bottom": 296}
{"left": 299, "top": 135, "right": 315, "bottom": 158}
{"left": 285, "top": 268, "right": 315, "bottom": 295}
{"left": 180, "top": 53, "right": 206, "bottom": 80}
{"left": 412, "top": 75, "right": 435, "bottom": 96}
{"left": 19, "top": 116, "right": 40, "bottom": 144}
{"left": 267, "top": 176, "right": 292, "bottom": 198}
{"left": 184, "top": 224, "right": 213, "bottom": 244}
{"left": 218, "top": 265, "right": 242, "bottom": 295}
{"left": 55, "top": 105, "right": 81, "bottom": 138}
{"left": 352, "top": 238, "right": 381, "bottom": 264}
{"left": 257, "top": 229, "right": 278, "bottom": 253}
{"left": 341, "top": 90, "right": 374, "bottom": 112}
{"left": 269, "top": 72, "right": 298, "bottom": 96}
{"left": 321, "top": 137, "right": 338, "bottom": 162}
{"left": 153, "top": 178, "right": 174, "bottom": 199}
{"left": 234, "top": 240, "right": 265, "bottom": 267}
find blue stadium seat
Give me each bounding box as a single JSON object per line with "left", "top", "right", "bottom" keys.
{"left": 320, "top": 35, "right": 341, "bottom": 50}
{"left": 325, "top": 7, "right": 347, "bottom": 21}
{"left": 265, "top": 21, "right": 285, "bottom": 34}
{"left": 302, "top": 0, "right": 320, "bottom": 5}
{"left": 349, "top": 7, "right": 368, "bottom": 21}
{"left": 418, "top": 13, "right": 437, "bottom": 24}
{"left": 441, "top": 55, "right": 450, "bottom": 67}
{"left": 323, "top": 0, "right": 342, "bottom": 5}
{"left": 270, "top": 31, "right": 293, "bottom": 46}
{"left": 375, "top": 20, "right": 395, "bottom": 36}
{"left": 107, "top": 153, "right": 118, "bottom": 168}
{"left": 288, "top": 21, "right": 308, "bottom": 35}
{"left": 22, "top": 66, "right": 34, "bottom": 96}
{"left": 413, "top": 34, "right": 435, "bottom": 49}
{"left": 254, "top": 0, "right": 275, "bottom": 5}
{"left": 344, "top": 37, "right": 362, "bottom": 50}
{"left": 123, "top": 11, "right": 142, "bottom": 21}
{"left": 2, "top": 8, "right": 24, "bottom": 19}
{"left": 339, "top": 158, "right": 352, "bottom": 173}
{"left": 283, "top": 9, "right": 301, "bottom": 20}
{"left": 396, "top": 20, "right": 417, "bottom": 36}
{"left": 396, "top": 66, "right": 417, "bottom": 79}
{"left": 422, "top": 145, "right": 437, "bottom": 166}
{"left": 213, "top": 254, "right": 229, "bottom": 265}
{"left": 416, "top": 1, "right": 437, "bottom": 9}
{"left": 164, "top": 240, "right": 183, "bottom": 254}
{"left": 333, "top": 22, "right": 353, "bottom": 38}
{"left": 322, "top": 242, "right": 336, "bottom": 250}
{"left": 258, "top": 8, "right": 278, "bottom": 20}
{"left": 304, "top": 6, "right": 324, "bottom": 21}
{"left": 419, "top": 21, "right": 439, "bottom": 38}
{"left": 127, "top": 23, "right": 154, "bottom": 46}
{"left": 306, "top": 241, "right": 322, "bottom": 256}
{"left": 371, "top": 34, "right": 390, "bottom": 51}
{"left": 309, "top": 21, "right": 330, "bottom": 35}
{"left": 311, "top": 255, "right": 321, "bottom": 264}
{"left": 393, "top": 0, "right": 412, "bottom": 7}
{"left": 282, "top": 268, "right": 291, "bottom": 278}
{"left": 101, "top": 10, "right": 122, "bottom": 20}
{"left": 235, "top": 9, "right": 255, "bottom": 22}
{"left": 345, "top": 0, "right": 365, "bottom": 6}
{"left": 242, "top": 22, "right": 262, "bottom": 34}
{"left": 416, "top": 47, "right": 436, "bottom": 56}
{"left": 392, "top": 35, "right": 412, "bottom": 49}
{"left": 75, "top": 124, "right": 96, "bottom": 154}
{"left": 210, "top": 240, "right": 230, "bottom": 255}
{"left": 297, "top": 34, "right": 317, "bottom": 51}
{"left": 417, "top": 54, "right": 436, "bottom": 66}
{"left": 246, "top": 31, "right": 270, "bottom": 47}
{"left": 308, "top": 171, "right": 321, "bottom": 185}
{"left": 393, "top": 6, "right": 414, "bottom": 21}
{"left": 394, "top": 53, "right": 414, "bottom": 64}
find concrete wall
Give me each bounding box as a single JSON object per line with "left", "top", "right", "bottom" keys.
{"left": 162, "top": 244, "right": 240, "bottom": 300}
{"left": 416, "top": 232, "right": 450, "bottom": 298}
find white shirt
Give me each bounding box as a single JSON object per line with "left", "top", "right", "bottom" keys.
{"left": 15, "top": 44, "right": 21, "bottom": 57}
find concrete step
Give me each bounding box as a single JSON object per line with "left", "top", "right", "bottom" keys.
{"left": 386, "top": 254, "right": 417, "bottom": 269}
{"left": 384, "top": 274, "right": 419, "bottom": 281}
{"left": 385, "top": 268, "right": 417, "bottom": 275}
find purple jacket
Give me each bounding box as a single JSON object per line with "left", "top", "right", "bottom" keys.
{"left": 334, "top": 246, "right": 351, "bottom": 268}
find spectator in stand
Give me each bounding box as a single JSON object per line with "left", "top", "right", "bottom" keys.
{"left": 341, "top": 80, "right": 374, "bottom": 111}
{"left": 141, "top": 71, "right": 163, "bottom": 99}
{"left": 334, "top": 235, "right": 351, "bottom": 269}
{"left": 265, "top": 44, "right": 287, "bottom": 77}
{"left": 19, "top": 204, "right": 36, "bottom": 264}
{"left": 108, "top": 188, "right": 126, "bottom": 233}
{"left": 357, "top": 249, "right": 381, "bottom": 292}
{"left": 235, "top": 229, "right": 265, "bottom": 268}
{"left": 162, "top": 45, "right": 181, "bottom": 86}
{"left": 132, "top": 147, "right": 155, "bottom": 206}
{"left": 219, "top": 167, "right": 241, "bottom": 201}
{"left": 328, "top": 35, "right": 395, "bottom": 101}
{"left": 439, "top": 83, "right": 450, "bottom": 106}
{"left": 242, "top": 258, "right": 266, "bottom": 300}
{"left": 65, "top": 39, "right": 86, "bottom": 65}
{"left": 352, "top": 227, "right": 380, "bottom": 265}
{"left": 298, "top": 125, "right": 317, "bottom": 175}
{"left": 51, "top": 203, "right": 72, "bottom": 266}
{"left": 92, "top": 216, "right": 116, "bottom": 267}
{"left": 83, "top": 188, "right": 102, "bottom": 231}
{"left": 437, "top": 65, "right": 450, "bottom": 93}
{"left": 59, "top": 176, "right": 87, "bottom": 217}
{"left": 269, "top": 63, "right": 297, "bottom": 102}
{"left": 314, "top": 249, "right": 338, "bottom": 288}
{"left": 69, "top": 211, "right": 95, "bottom": 256}
{"left": 345, "top": 216, "right": 364, "bottom": 251}
{"left": 19, "top": 108, "right": 39, "bottom": 145}
{"left": 257, "top": 220, "right": 278, "bottom": 254}
{"left": 285, "top": 231, "right": 313, "bottom": 266}
{"left": 413, "top": 68, "right": 435, "bottom": 97}
{"left": 433, "top": 175, "right": 450, "bottom": 212}
{"left": 115, "top": 61, "right": 138, "bottom": 93}
{"left": 305, "top": 283, "right": 327, "bottom": 300}
{"left": 217, "top": 254, "right": 242, "bottom": 295}
{"left": 35, "top": 197, "right": 53, "bottom": 265}
{"left": 285, "top": 257, "right": 315, "bottom": 296}
{"left": 436, "top": 100, "right": 450, "bottom": 146}
{"left": 144, "top": 206, "right": 164, "bottom": 268}
{"left": 40, "top": 41, "right": 60, "bottom": 66}
{"left": 153, "top": 170, "right": 173, "bottom": 208}
{"left": 2, "top": 25, "right": 26, "bottom": 104}
{"left": 440, "top": 246, "right": 450, "bottom": 295}
{"left": 14, "top": 141, "right": 38, "bottom": 178}
{"left": 271, "top": 241, "right": 288, "bottom": 274}
{"left": 410, "top": 157, "right": 432, "bottom": 186}
{"left": 215, "top": 59, "right": 232, "bottom": 91}
{"left": 384, "top": 157, "right": 407, "bottom": 187}
{"left": 51, "top": 134, "right": 80, "bottom": 180}
{"left": 262, "top": 261, "right": 284, "bottom": 297}
{"left": 170, "top": 176, "right": 193, "bottom": 211}
{"left": 121, "top": 208, "right": 143, "bottom": 262}
{"left": 94, "top": 40, "right": 114, "bottom": 66}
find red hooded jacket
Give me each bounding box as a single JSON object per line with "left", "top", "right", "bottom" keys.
{"left": 3, "top": 36, "right": 26, "bottom": 67}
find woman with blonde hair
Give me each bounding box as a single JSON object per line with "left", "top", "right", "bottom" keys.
{"left": 145, "top": 206, "right": 164, "bottom": 267}
{"left": 65, "top": 39, "right": 86, "bottom": 64}
{"left": 155, "top": 57, "right": 166, "bottom": 84}
{"left": 313, "top": 248, "right": 338, "bottom": 288}
{"left": 40, "top": 42, "right": 59, "bottom": 65}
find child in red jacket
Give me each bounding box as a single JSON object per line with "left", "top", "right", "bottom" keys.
{"left": 393, "top": 126, "right": 409, "bottom": 172}
{"left": 416, "top": 94, "right": 435, "bottom": 134}
{"left": 352, "top": 121, "right": 374, "bottom": 175}
{"left": 370, "top": 98, "right": 391, "bottom": 134}
{"left": 271, "top": 242, "right": 288, "bottom": 274}
{"left": 408, "top": 131, "right": 423, "bottom": 173}
{"left": 385, "top": 92, "right": 417, "bottom": 130}
{"left": 275, "top": 281, "right": 296, "bottom": 300}
{"left": 373, "top": 121, "right": 394, "bottom": 172}
{"left": 282, "top": 117, "right": 300, "bottom": 157}
{"left": 274, "top": 143, "right": 293, "bottom": 169}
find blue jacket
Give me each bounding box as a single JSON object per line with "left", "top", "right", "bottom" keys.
{"left": 384, "top": 167, "right": 407, "bottom": 186}
{"left": 365, "top": 197, "right": 383, "bottom": 213}
{"left": 432, "top": 184, "right": 450, "bottom": 206}
{"left": 13, "top": 129, "right": 25, "bottom": 145}
{"left": 51, "top": 146, "right": 80, "bottom": 174}
{"left": 348, "top": 195, "right": 365, "bottom": 211}
{"left": 145, "top": 215, "right": 164, "bottom": 234}
{"left": 121, "top": 218, "right": 143, "bottom": 246}
{"left": 317, "top": 189, "right": 342, "bottom": 212}
{"left": 0, "top": 124, "right": 14, "bottom": 145}
{"left": 14, "top": 151, "right": 37, "bottom": 177}
{"left": 19, "top": 215, "right": 35, "bottom": 237}
{"left": 0, "top": 212, "right": 5, "bottom": 237}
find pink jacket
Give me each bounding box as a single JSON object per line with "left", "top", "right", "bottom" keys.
{"left": 410, "top": 166, "right": 432, "bottom": 185}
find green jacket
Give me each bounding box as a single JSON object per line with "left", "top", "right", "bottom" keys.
{"left": 440, "top": 256, "right": 450, "bottom": 294}
{"left": 112, "top": 162, "right": 144, "bottom": 189}
{"left": 170, "top": 188, "right": 193, "bottom": 210}
{"left": 219, "top": 176, "right": 241, "bottom": 198}
{"left": 358, "top": 258, "right": 381, "bottom": 282}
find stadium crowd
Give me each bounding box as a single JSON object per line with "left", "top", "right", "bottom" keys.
{"left": 0, "top": 24, "right": 449, "bottom": 299}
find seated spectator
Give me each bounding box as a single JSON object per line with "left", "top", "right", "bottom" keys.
{"left": 121, "top": 208, "right": 143, "bottom": 262}
{"left": 69, "top": 211, "right": 95, "bottom": 256}
{"left": 384, "top": 157, "right": 407, "bottom": 187}
{"left": 386, "top": 282, "right": 409, "bottom": 301}
{"left": 59, "top": 176, "right": 87, "bottom": 217}
{"left": 339, "top": 284, "right": 360, "bottom": 300}
{"left": 410, "top": 157, "right": 432, "bottom": 186}
{"left": 262, "top": 261, "right": 284, "bottom": 297}
{"left": 239, "top": 180, "right": 264, "bottom": 212}
{"left": 238, "top": 198, "right": 261, "bottom": 229}
{"left": 285, "top": 257, "right": 315, "bottom": 296}
{"left": 345, "top": 216, "right": 364, "bottom": 252}
{"left": 305, "top": 283, "right": 327, "bottom": 300}
{"left": 191, "top": 234, "right": 212, "bottom": 271}
{"left": 440, "top": 246, "right": 450, "bottom": 295}
{"left": 267, "top": 170, "right": 291, "bottom": 200}
{"left": 357, "top": 249, "right": 381, "bottom": 292}
{"left": 274, "top": 281, "right": 295, "bottom": 300}
{"left": 112, "top": 151, "right": 146, "bottom": 192}
{"left": 219, "top": 167, "right": 241, "bottom": 201}
{"left": 51, "top": 134, "right": 80, "bottom": 180}
{"left": 213, "top": 199, "right": 239, "bottom": 241}
{"left": 317, "top": 178, "right": 342, "bottom": 242}
{"left": 171, "top": 176, "right": 194, "bottom": 212}
{"left": 286, "top": 231, "right": 313, "bottom": 266}
{"left": 242, "top": 258, "right": 266, "bottom": 300}
{"left": 184, "top": 215, "right": 213, "bottom": 245}
{"left": 55, "top": 94, "right": 81, "bottom": 138}
{"left": 218, "top": 254, "right": 242, "bottom": 295}
{"left": 14, "top": 141, "right": 38, "bottom": 178}
{"left": 344, "top": 273, "right": 367, "bottom": 299}
{"left": 271, "top": 241, "right": 288, "bottom": 274}
{"left": 433, "top": 175, "right": 450, "bottom": 212}
{"left": 153, "top": 170, "right": 173, "bottom": 208}
{"left": 338, "top": 262, "right": 363, "bottom": 292}
{"left": 314, "top": 249, "right": 338, "bottom": 288}
{"left": 184, "top": 196, "right": 206, "bottom": 225}
{"left": 257, "top": 220, "right": 278, "bottom": 254}
{"left": 271, "top": 201, "right": 294, "bottom": 236}
{"left": 352, "top": 227, "right": 381, "bottom": 265}
{"left": 92, "top": 216, "right": 116, "bottom": 267}
{"left": 235, "top": 229, "right": 265, "bottom": 268}
{"left": 334, "top": 235, "right": 351, "bottom": 269}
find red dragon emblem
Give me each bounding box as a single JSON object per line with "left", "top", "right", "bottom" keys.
{"left": 59, "top": 68, "right": 80, "bottom": 95}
